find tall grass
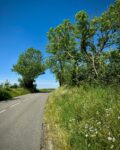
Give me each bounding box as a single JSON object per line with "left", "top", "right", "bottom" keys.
{"left": 0, "top": 87, "right": 30, "bottom": 101}
{"left": 44, "top": 85, "right": 120, "bottom": 150}
{"left": 9, "top": 88, "right": 30, "bottom": 97}
{"left": 0, "top": 88, "right": 12, "bottom": 100}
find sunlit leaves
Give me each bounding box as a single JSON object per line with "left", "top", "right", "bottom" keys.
{"left": 12, "top": 48, "right": 45, "bottom": 81}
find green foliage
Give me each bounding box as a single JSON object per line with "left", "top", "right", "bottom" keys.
{"left": 0, "top": 88, "right": 12, "bottom": 101}
{"left": 9, "top": 88, "right": 30, "bottom": 97}
{"left": 10, "top": 83, "right": 19, "bottom": 88}
{"left": 44, "top": 1, "right": 120, "bottom": 149}
{"left": 45, "top": 86, "right": 120, "bottom": 150}
{"left": 0, "top": 86, "right": 30, "bottom": 101}
{"left": 12, "top": 48, "right": 45, "bottom": 89}
{"left": 39, "top": 88, "right": 55, "bottom": 93}
{"left": 105, "top": 50, "right": 120, "bottom": 84}
{"left": 47, "top": 20, "right": 77, "bottom": 86}
{"left": 2, "top": 80, "right": 11, "bottom": 89}
{"left": 47, "top": 0, "right": 120, "bottom": 86}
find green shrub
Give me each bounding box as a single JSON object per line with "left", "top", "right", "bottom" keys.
{"left": 10, "top": 83, "right": 19, "bottom": 88}
{"left": 9, "top": 88, "right": 30, "bottom": 97}
{"left": 45, "top": 86, "right": 120, "bottom": 150}
{"left": 0, "top": 88, "right": 12, "bottom": 101}
{"left": 0, "top": 87, "right": 30, "bottom": 101}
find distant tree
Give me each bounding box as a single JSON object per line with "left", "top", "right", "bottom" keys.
{"left": 3, "top": 80, "right": 11, "bottom": 89}
{"left": 12, "top": 48, "right": 45, "bottom": 90}
{"left": 0, "top": 84, "right": 3, "bottom": 88}
{"left": 10, "top": 83, "right": 19, "bottom": 88}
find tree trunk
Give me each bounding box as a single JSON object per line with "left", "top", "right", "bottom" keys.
{"left": 24, "top": 79, "right": 34, "bottom": 89}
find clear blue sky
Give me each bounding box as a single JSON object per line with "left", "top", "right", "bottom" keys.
{"left": 0, "top": 0, "right": 115, "bottom": 88}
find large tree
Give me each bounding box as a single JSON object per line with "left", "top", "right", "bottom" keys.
{"left": 12, "top": 48, "right": 45, "bottom": 90}
{"left": 47, "top": 20, "right": 76, "bottom": 86}
{"left": 47, "top": 0, "right": 120, "bottom": 86}
{"left": 74, "top": 0, "right": 120, "bottom": 82}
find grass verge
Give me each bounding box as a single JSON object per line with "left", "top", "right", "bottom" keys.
{"left": 39, "top": 88, "right": 55, "bottom": 93}
{"left": 44, "top": 85, "right": 120, "bottom": 150}
{"left": 0, "top": 88, "right": 30, "bottom": 101}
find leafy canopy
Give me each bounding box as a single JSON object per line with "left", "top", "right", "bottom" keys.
{"left": 47, "top": 0, "right": 120, "bottom": 86}
{"left": 12, "top": 48, "right": 45, "bottom": 80}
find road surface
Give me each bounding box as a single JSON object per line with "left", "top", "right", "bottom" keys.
{"left": 0, "top": 93, "right": 49, "bottom": 150}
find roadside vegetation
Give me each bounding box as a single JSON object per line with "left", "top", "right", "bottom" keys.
{"left": 0, "top": 81, "right": 30, "bottom": 101}
{"left": 0, "top": 48, "right": 45, "bottom": 100}
{"left": 39, "top": 88, "right": 55, "bottom": 93}
{"left": 44, "top": 0, "right": 120, "bottom": 149}
{"left": 0, "top": 0, "right": 119, "bottom": 148}
{"left": 46, "top": 0, "right": 120, "bottom": 86}
{"left": 45, "top": 86, "right": 120, "bottom": 150}
{"left": 12, "top": 48, "right": 45, "bottom": 91}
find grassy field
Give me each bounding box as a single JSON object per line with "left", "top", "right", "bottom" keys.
{"left": 44, "top": 85, "right": 120, "bottom": 150}
{"left": 0, "top": 87, "right": 30, "bottom": 101}
{"left": 39, "top": 88, "right": 55, "bottom": 93}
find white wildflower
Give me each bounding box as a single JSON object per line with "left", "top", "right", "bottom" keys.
{"left": 90, "top": 129, "right": 94, "bottom": 132}
{"left": 91, "top": 134, "right": 96, "bottom": 137}
{"left": 96, "top": 111, "right": 99, "bottom": 115}
{"left": 70, "top": 119, "right": 75, "bottom": 122}
{"left": 88, "top": 143, "right": 90, "bottom": 147}
{"left": 85, "top": 124, "right": 88, "bottom": 129}
{"left": 97, "top": 122, "right": 101, "bottom": 125}
{"left": 94, "top": 128, "right": 97, "bottom": 131}
{"left": 89, "top": 126, "right": 93, "bottom": 131}
{"left": 95, "top": 131, "right": 98, "bottom": 134}
{"left": 110, "top": 145, "right": 114, "bottom": 149}
{"left": 106, "top": 113, "right": 110, "bottom": 117}
{"left": 108, "top": 137, "right": 112, "bottom": 141}
{"left": 112, "top": 137, "right": 116, "bottom": 142}
{"left": 118, "top": 116, "right": 120, "bottom": 120}
{"left": 85, "top": 134, "right": 88, "bottom": 137}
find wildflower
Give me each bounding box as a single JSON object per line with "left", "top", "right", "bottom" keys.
{"left": 95, "top": 131, "right": 98, "bottom": 134}
{"left": 69, "top": 119, "right": 75, "bottom": 122}
{"left": 88, "top": 144, "right": 90, "bottom": 147}
{"left": 97, "top": 122, "right": 101, "bottom": 125}
{"left": 108, "top": 137, "right": 112, "bottom": 141}
{"left": 94, "top": 128, "right": 97, "bottom": 131}
{"left": 85, "top": 134, "right": 88, "bottom": 137}
{"left": 85, "top": 124, "right": 88, "bottom": 129}
{"left": 106, "top": 113, "right": 110, "bottom": 117}
{"left": 118, "top": 116, "right": 120, "bottom": 120}
{"left": 112, "top": 137, "right": 116, "bottom": 142}
{"left": 91, "top": 134, "right": 96, "bottom": 137}
{"left": 90, "top": 129, "right": 94, "bottom": 132}
{"left": 96, "top": 111, "right": 99, "bottom": 115}
{"left": 89, "top": 126, "right": 93, "bottom": 131}
{"left": 110, "top": 145, "right": 114, "bottom": 149}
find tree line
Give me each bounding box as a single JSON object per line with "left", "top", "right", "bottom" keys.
{"left": 12, "top": 0, "right": 120, "bottom": 90}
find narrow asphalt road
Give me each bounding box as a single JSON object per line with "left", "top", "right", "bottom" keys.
{"left": 0, "top": 93, "right": 49, "bottom": 150}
